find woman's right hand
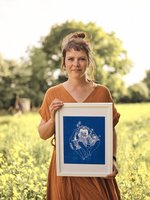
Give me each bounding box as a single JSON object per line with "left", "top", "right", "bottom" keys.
{"left": 38, "top": 98, "right": 64, "bottom": 140}
{"left": 49, "top": 98, "right": 64, "bottom": 121}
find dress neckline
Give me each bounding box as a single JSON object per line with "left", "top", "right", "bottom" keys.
{"left": 60, "top": 83, "right": 98, "bottom": 103}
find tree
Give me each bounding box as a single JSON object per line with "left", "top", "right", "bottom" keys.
{"left": 0, "top": 54, "right": 31, "bottom": 109}
{"left": 24, "top": 47, "right": 50, "bottom": 107}
{"left": 0, "top": 20, "right": 132, "bottom": 109}
{"left": 128, "top": 82, "right": 149, "bottom": 102}
{"left": 143, "top": 69, "right": 150, "bottom": 100}
{"left": 41, "top": 20, "right": 132, "bottom": 100}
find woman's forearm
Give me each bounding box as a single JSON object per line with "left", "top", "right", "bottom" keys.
{"left": 38, "top": 118, "right": 55, "bottom": 140}
{"left": 38, "top": 98, "right": 64, "bottom": 140}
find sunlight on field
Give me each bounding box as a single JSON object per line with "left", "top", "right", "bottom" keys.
{"left": 116, "top": 103, "right": 150, "bottom": 200}
{"left": 117, "top": 103, "right": 150, "bottom": 122}
{"left": 0, "top": 103, "right": 150, "bottom": 199}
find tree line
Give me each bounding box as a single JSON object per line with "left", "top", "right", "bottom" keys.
{"left": 0, "top": 21, "right": 149, "bottom": 110}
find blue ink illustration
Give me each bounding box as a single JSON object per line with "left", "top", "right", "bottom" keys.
{"left": 69, "top": 121, "right": 100, "bottom": 160}
{"left": 63, "top": 116, "right": 105, "bottom": 164}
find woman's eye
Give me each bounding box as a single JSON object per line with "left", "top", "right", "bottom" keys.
{"left": 79, "top": 57, "right": 86, "bottom": 61}
{"left": 80, "top": 58, "right": 86, "bottom": 60}
{"left": 67, "top": 57, "right": 86, "bottom": 61}
{"left": 68, "top": 58, "right": 74, "bottom": 61}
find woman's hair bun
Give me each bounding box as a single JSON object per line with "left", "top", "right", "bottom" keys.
{"left": 71, "top": 32, "right": 86, "bottom": 39}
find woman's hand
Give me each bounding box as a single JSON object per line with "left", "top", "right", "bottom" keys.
{"left": 49, "top": 98, "right": 64, "bottom": 121}
{"left": 105, "top": 160, "right": 118, "bottom": 179}
{"left": 38, "top": 98, "right": 63, "bottom": 140}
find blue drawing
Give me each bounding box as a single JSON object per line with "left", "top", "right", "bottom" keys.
{"left": 69, "top": 121, "right": 100, "bottom": 160}
{"left": 63, "top": 116, "right": 105, "bottom": 164}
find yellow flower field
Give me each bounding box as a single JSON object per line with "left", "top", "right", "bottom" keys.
{"left": 0, "top": 103, "right": 149, "bottom": 199}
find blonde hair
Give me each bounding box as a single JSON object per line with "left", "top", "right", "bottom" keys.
{"left": 61, "top": 32, "right": 95, "bottom": 80}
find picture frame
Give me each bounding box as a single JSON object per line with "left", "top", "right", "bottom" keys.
{"left": 55, "top": 103, "right": 113, "bottom": 177}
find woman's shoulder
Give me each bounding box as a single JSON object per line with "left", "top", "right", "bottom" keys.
{"left": 45, "top": 84, "right": 63, "bottom": 94}
{"left": 95, "top": 83, "right": 110, "bottom": 93}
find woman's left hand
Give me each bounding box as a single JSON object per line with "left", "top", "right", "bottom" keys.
{"left": 105, "top": 160, "right": 118, "bottom": 179}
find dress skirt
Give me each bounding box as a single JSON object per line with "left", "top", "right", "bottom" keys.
{"left": 46, "top": 149, "right": 121, "bottom": 200}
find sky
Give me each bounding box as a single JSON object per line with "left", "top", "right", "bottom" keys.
{"left": 0, "top": 0, "right": 150, "bottom": 86}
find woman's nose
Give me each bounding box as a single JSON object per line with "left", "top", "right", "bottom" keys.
{"left": 73, "top": 59, "right": 79, "bottom": 66}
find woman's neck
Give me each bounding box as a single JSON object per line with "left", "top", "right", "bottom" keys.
{"left": 66, "top": 77, "right": 90, "bottom": 88}
{"left": 62, "top": 77, "right": 96, "bottom": 103}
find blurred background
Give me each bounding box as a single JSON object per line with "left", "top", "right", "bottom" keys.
{"left": 0, "top": 0, "right": 149, "bottom": 199}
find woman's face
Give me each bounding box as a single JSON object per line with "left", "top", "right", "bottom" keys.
{"left": 64, "top": 49, "right": 88, "bottom": 79}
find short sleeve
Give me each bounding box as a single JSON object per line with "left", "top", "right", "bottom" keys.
{"left": 112, "top": 106, "right": 120, "bottom": 127}
{"left": 107, "top": 88, "right": 120, "bottom": 127}
{"left": 38, "top": 89, "right": 52, "bottom": 122}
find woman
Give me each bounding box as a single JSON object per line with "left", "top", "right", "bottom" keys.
{"left": 38, "top": 32, "right": 121, "bottom": 200}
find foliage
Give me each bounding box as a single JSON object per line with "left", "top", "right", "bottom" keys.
{"left": 128, "top": 82, "right": 149, "bottom": 102}
{"left": 1, "top": 21, "right": 149, "bottom": 110}
{"left": 25, "top": 48, "right": 50, "bottom": 107}
{"left": 0, "top": 103, "right": 150, "bottom": 199}
{"left": 0, "top": 55, "right": 31, "bottom": 109}
{"left": 143, "top": 69, "right": 150, "bottom": 100}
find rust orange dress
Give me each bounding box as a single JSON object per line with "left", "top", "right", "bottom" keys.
{"left": 39, "top": 83, "right": 121, "bottom": 200}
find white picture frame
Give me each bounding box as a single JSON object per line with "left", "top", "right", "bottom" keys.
{"left": 55, "top": 103, "right": 113, "bottom": 177}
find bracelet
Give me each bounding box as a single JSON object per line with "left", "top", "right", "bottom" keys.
{"left": 113, "top": 156, "right": 117, "bottom": 162}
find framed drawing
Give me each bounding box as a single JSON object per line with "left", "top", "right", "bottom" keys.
{"left": 55, "top": 103, "right": 113, "bottom": 177}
